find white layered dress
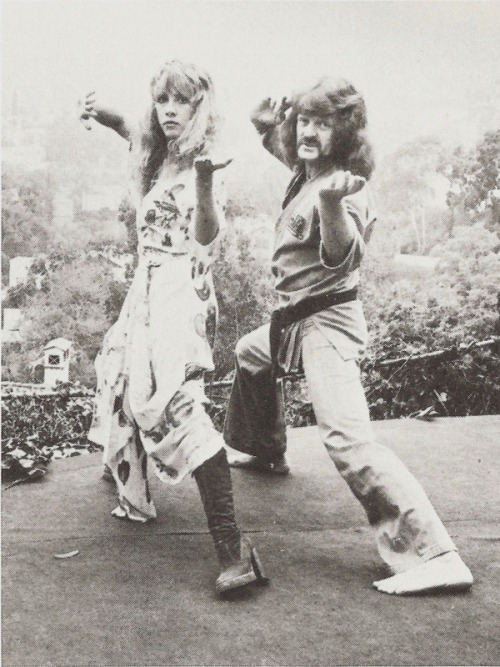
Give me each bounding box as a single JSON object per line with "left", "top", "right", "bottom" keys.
{"left": 88, "top": 164, "right": 226, "bottom": 521}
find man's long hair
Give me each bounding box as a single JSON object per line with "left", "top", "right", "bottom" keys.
{"left": 281, "top": 77, "right": 375, "bottom": 179}
{"left": 131, "top": 60, "right": 218, "bottom": 197}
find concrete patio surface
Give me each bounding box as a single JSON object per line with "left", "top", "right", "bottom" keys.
{"left": 2, "top": 415, "right": 499, "bottom": 666}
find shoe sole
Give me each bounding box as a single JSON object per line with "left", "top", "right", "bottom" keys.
{"left": 229, "top": 460, "right": 290, "bottom": 475}
{"left": 216, "top": 547, "right": 270, "bottom": 594}
{"left": 216, "top": 570, "right": 258, "bottom": 594}
{"left": 251, "top": 547, "right": 270, "bottom": 585}
{"left": 379, "top": 580, "right": 474, "bottom": 596}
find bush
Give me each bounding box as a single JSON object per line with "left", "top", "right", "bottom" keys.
{"left": 1, "top": 386, "right": 98, "bottom": 483}
{"left": 212, "top": 227, "right": 276, "bottom": 377}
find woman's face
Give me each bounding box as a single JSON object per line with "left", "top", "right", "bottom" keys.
{"left": 154, "top": 90, "right": 193, "bottom": 140}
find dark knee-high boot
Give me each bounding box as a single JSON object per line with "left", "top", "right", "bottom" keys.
{"left": 193, "top": 449, "right": 268, "bottom": 595}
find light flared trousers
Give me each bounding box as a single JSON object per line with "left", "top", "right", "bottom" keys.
{"left": 224, "top": 318, "right": 456, "bottom": 573}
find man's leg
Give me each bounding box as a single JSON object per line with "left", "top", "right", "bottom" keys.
{"left": 223, "top": 324, "right": 289, "bottom": 472}
{"left": 301, "top": 321, "right": 472, "bottom": 594}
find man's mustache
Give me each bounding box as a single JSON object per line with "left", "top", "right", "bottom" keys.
{"left": 297, "top": 138, "right": 321, "bottom": 149}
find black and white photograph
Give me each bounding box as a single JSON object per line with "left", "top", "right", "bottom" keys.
{"left": 2, "top": 1, "right": 499, "bottom": 665}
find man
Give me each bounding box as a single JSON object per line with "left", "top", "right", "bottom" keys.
{"left": 224, "top": 77, "right": 473, "bottom": 595}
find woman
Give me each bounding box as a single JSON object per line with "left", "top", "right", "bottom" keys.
{"left": 79, "top": 60, "right": 267, "bottom": 596}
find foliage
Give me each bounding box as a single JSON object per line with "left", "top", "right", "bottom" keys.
{"left": 2, "top": 166, "right": 56, "bottom": 259}
{"left": 2, "top": 251, "right": 127, "bottom": 385}
{"left": 358, "top": 220, "right": 499, "bottom": 419}
{"left": 362, "top": 223, "right": 499, "bottom": 354}
{"left": 2, "top": 166, "right": 55, "bottom": 219}
{"left": 362, "top": 346, "right": 498, "bottom": 421}
{"left": 283, "top": 378, "right": 316, "bottom": 427}
{"left": 60, "top": 209, "right": 125, "bottom": 250}
{"left": 2, "top": 127, "right": 498, "bottom": 481}
{"left": 374, "top": 136, "right": 448, "bottom": 254}
{"left": 225, "top": 194, "right": 260, "bottom": 220}
{"left": 377, "top": 137, "right": 444, "bottom": 213}
{"left": 446, "top": 130, "right": 500, "bottom": 212}
{"left": 443, "top": 130, "right": 500, "bottom": 235}
{"left": 212, "top": 227, "right": 276, "bottom": 377}
{"left": 1, "top": 386, "right": 98, "bottom": 484}
{"left": 2, "top": 251, "right": 10, "bottom": 286}
{"left": 372, "top": 129, "right": 499, "bottom": 256}
{"left": 118, "top": 196, "right": 139, "bottom": 257}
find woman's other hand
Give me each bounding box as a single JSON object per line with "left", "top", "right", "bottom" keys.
{"left": 78, "top": 91, "right": 99, "bottom": 130}
{"left": 194, "top": 157, "right": 233, "bottom": 182}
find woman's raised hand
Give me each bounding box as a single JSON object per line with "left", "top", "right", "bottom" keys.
{"left": 77, "top": 93, "right": 130, "bottom": 140}
{"left": 78, "top": 91, "right": 99, "bottom": 130}
{"left": 250, "top": 97, "right": 291, "bottom": 131}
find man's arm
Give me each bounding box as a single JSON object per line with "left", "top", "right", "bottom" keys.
{"left": 317, "top": 171, "right": 367, "bottom": 266}
{"left": 78, "top": 91, "right": 133, "bottom": 141}
{"left": 251, "top": 97, "right": 293, "bottom": 169}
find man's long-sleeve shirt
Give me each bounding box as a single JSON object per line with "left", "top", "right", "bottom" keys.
{"left": 256, "top": 117, "right": 377, "bottom": 368}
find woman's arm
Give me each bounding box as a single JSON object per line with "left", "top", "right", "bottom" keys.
{"left": 78, "top": 91, "right": 132, "bottom": 141}
{"left": 194, "top": 158, "right": 232, "bottom": 246}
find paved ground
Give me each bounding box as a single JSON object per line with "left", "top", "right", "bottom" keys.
{"left": 2, "top": 415, "right": 499, "bottom": 666}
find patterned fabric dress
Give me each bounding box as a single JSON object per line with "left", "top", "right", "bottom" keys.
{"left": 88, "top": 164, "right": 226, "bottom": 521}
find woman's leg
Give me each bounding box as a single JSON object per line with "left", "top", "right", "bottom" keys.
{"left": 301, "top": 322, "right": 472, "bottom": 594}
{"left": 193, "top": 448, "right": 268, "bottom": 594}
{"left": 140, "top": 378, "right": 269, "bottom": 595}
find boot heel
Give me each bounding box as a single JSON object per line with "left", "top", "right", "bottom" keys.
{"left": 250, "top": 547, "right": 270, "bottom": 585}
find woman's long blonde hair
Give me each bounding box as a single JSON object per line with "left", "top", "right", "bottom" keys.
{"left": 132, "top": 60, "right": 218, "bottom": 197}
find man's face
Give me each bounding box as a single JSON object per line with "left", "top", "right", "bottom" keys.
{"left": 296, "top": 112, "right": 335, "bottom": 163}
{"left": 154, "top": 90, "right": 192, "bottom": 140}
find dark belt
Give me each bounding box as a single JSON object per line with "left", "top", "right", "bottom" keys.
{"left": 270, "top": 288, "right": 358, "bottom": 378}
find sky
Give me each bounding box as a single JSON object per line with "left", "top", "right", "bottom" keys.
{"left": 2, "top": 0, "right": 500, "bottom": 158}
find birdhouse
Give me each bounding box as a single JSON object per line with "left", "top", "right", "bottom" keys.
{"left": 43, "top": 338, "right": 72, "bottom": 387}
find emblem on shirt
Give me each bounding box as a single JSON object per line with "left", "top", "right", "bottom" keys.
{"left": 287, "top": 214, "right": 307, "bottom": 240}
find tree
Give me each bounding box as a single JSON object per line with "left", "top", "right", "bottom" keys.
{"left": 463, "top": 130, "right": 500, "bottom": 210}
{"left": 375, "top": 137, "right": 448, "bottom": 254}
{"left": 2, "top": 166, "right": 56, "bottom": 258}
{"left": 443, "top": 130, "right": 500, "bottom": 230}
